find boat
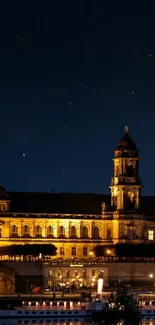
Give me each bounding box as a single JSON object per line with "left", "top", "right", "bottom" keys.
{"left": 0, "top": 300, "right": 92, "bottom": 318}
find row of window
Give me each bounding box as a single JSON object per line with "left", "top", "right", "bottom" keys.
{"left": 59, "top": 246, "right": 88, "bottom": 256}
{"left": 4, "top": 225, "right": 108, "bottom": 239}
{"left": 48, "top": 268, "right": 96, "bottom": 277}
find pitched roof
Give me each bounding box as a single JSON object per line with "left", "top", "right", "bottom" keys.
{"left": 140, "top": 196, "right": 155, "bottom": 217}
{"left": 8, "top": 191, "right": 111, "bottom": 215}
{"left": 0, "top": 189, "right": 154, "bottom": 216}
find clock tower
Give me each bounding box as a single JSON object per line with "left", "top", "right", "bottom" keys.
{"left": 110, "top": 126, "right": 143, "bottom": 212}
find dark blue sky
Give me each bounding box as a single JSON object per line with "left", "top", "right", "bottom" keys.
{"left": 0, "top": 0, "right": 155, "bottom": 195}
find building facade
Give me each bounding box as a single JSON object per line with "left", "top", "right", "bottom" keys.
{"left": 0, "top": 127, "right": 155, "bottom": 259}
{"left": 43, "top": 262, "right": 108, "bottom": 289}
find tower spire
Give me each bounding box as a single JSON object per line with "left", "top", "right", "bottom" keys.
{"left": 124, "top": 125, "right": 129, "bottom": 134}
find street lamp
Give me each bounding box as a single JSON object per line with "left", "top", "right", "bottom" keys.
{"left": 149, "top": 273, "right": 154, "bottom": 278}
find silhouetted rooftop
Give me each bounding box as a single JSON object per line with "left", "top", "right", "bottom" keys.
{"left": 116, "top": 132, "right": 137, "bottom": 150}
{"left": 4, "top": 190, "right": 155, "bottom": 217}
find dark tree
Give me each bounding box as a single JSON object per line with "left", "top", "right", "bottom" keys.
{"left": 0, "top": 244, "right": 57, "bottom": 260}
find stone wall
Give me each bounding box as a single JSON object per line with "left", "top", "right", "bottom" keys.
{"left": 107, "top": 262, "right": 155, "bottom": 285}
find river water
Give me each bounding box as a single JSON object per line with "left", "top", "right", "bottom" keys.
{"left": 0, "top": 319, "right": 154, "bottom": 325}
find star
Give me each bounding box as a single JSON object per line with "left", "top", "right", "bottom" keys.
{"left": 68, "top": 101, "right": 72, "bottom": 105}
{"left": 22, "top": 153, "right": 26, "bottom": 157}
{"left": 149, "top": 53, "right": 152, "bottom": 57}
{"left": 131, "top": 91, "right": 135, "bottom": 95}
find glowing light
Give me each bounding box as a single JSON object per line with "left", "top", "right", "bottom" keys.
{"left": 97, "top": 278, "right": 104, "bottom": 294}
{"left": 149, "top": 273, "right": 154, "bottom": 278}
{"left": 70, "top": 264, "right": 83, "bottom": 267}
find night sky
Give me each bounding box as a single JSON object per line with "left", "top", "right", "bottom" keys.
{"left": 0, "top": 0, "right": 155, "bottom": 195}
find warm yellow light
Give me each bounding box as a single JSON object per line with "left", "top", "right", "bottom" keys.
{"left": 149, "top": 273, "right": 154, "bottom": 278}
{"left": 89, "top": 251, "right": 94, "bottom": 256}
{"left": 97, "top": 278, "right": 104, "bottom": 294}
{"left": 106, "top": 249, "right": 111, "bottom": 255}
{"left": 70, "top": 264, "right": 83, "bottom": 267}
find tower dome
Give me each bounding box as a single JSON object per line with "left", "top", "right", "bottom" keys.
{"left": 116, "top": 126, "right": 137, "bottom": 150}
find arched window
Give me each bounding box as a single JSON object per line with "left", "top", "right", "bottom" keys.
{"left": 58, "top": 226, "right": 65, "bottom": 238}
{"left": 70, "top": 226, "right": 77, "bottom": 238}
{"left": 81, "top": 226, "right": 88, "bottom": 238}
{"left": 47, "top": 226, "right": 54, "bottom": 238}
{"left": 92, "top": 226, "right": 100, "bottom": 239}
{"left": 11, "top": 225, "right": 18, "bottom": 237}
{"left": 23, "top": 225, "right": 30, "bottom": 237}
{"left": 35, "top": 225, "right": 42, "bottom": 237}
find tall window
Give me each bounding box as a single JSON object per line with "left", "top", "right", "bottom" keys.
{"left": 23, "top": 225, "right": 30, "bottom": 237}
{"left": 83, "top": 247, "right": 88, "bottom": 256}
{"left": 58, "top": 269, "right": 62, "bottom": 277}
{"left": 83, "top": 269, "right": 86, "bottom": 277}
{"left": 81, "top": 226, "right": 88, "bottom": 238}
{"left": 66, "top": 269, "right": 70, "bottom": 277}
{"left": 60, "top": 247, "right": 65, "bottom": 255}
{"left": 11, "top": 225, "right": 18, "bottom": 237}
{"left": 107, "top": 228, "right": 112, "bottom": 239}
{"left": 72, "top": 247, "right": 76, "bottom": 256}
{"left": 148, "top": 230, "right": 154, "bottom": 241}
{"left": 70, "top": 226, "right": 77, "bottom": 238}
{"left": 92, "top": 270, "right": 96, "bottom": 276}
{"left": 35, "top": 225, "right": 42, "bottom": 237}
{"left": 47, "top": 226, "right": 54, "bottom": 237}
{"left": 58, "top": 226, "right": 65, "bottom": 238}
{"left": 92, "top": 226, "right": 100, "bottom": 239}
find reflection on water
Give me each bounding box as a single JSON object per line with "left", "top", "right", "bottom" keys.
{"left": 140, "top": 320, "right": 155, "bottom": 325}
{"left": 0, "top": 319, "right": 91, "bottom": 325}
{"left": 1, "top": 319, "right": 155, "bottom": 325}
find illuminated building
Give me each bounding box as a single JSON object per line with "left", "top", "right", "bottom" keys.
{"left": 43, "top": 262, "right": 108, "bottom": 289}
{"left": 0, "top": 127, "right": 155, "bottom": 259}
